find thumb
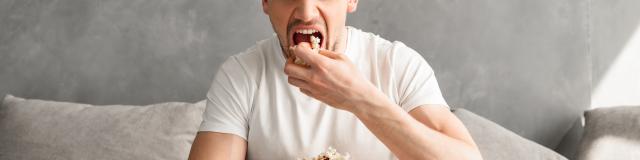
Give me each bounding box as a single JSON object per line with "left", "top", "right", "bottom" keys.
{"left": 292, "top": 42, "right": 327, "bottom": 65}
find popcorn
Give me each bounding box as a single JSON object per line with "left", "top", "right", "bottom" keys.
{"left": 294, "top": 35, "right": 321, "bottom": 65}
{"left": 310, "top": 35, "right": 321, "bottom": 50}
{"left": 300, "top": 147, "right": 351, "bottom": 160}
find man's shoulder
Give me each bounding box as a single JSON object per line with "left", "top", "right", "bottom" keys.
{"left": 223, "top": 35, "right": 280, "bottom": 69}
{"left": 347, "top": 26, "right": 412, "bottom": 55}
{"left": 232, "top": 36, "right": 277, "bottom": 62}
{"left": 348, "top": 26, "right": 392, "bottom": 46}
{"left": 216, "top": 35, "right": 279, "bottom": 81}
{"left": 348, "top": 27, "right": 431, "bottom": 69}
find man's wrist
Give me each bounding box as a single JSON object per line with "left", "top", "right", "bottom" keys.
{"left": 350, "top": 87, "right": 398, "bottom": 117}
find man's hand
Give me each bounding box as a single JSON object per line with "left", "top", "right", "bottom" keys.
{"left": 284, "top": 42, "right": 483, "bottom": 159}
{"left": 284, "top": 42, "right": 386, "bottom": 113}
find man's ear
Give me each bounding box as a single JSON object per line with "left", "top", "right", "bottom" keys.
{"left": 262, "top": 0, "right": 269, "bottom": 14}
{"left": 347, "top": 0, "right": 358, "bottom": 13}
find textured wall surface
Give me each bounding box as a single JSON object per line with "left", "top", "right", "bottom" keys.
{"left": 0, "top": 0, "right": 272, "bottom": 104}
{"left": 0, "top": 0, "right": 597, "bottom": 154}
{"left": 591, "top": 0, "right": 640, "bottom": 86}
{"left": 590, "top": 0, "right": 640, "bottom": 108}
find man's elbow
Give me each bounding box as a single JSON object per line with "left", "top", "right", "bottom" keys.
{"left": 436, "top": 143, "right": 483, "bottom": 160}
{"left": 463, "top": 144, "right": 483, "bottom": 160}
{"left": 412, "top": 144, "right": 482, "bottom": 160}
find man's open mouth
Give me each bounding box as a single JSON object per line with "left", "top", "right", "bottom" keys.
{"left": 292, "top": 29, "right": 324, "bottom": 49}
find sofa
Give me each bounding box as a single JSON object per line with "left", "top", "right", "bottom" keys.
{"left": 2, "top": 94, "right": 638, "bottom": 159}
{"left": 0, "top": 95, "right": 205, "bottom": 160}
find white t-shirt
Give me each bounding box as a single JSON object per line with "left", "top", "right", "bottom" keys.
{"left": 199, "top": 27, "right": 447, "bottom": 160}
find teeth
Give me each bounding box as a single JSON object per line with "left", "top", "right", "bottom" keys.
{"left": 295, "top": 29, "right": 319, "bottom": 35}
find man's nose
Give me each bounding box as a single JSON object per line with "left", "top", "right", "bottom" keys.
{"left": 293, "top": 0, "right": 319, "bottom": 23}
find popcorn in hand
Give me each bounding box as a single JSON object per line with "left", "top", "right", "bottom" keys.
{"left": 293, "top": 35, "right": 321, "bottom": 66}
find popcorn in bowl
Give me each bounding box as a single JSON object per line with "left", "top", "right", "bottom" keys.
{"left": 300, "top": 147, "right": 351, "bottom": 160}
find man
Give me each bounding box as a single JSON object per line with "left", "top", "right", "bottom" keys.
{"left": 189, "top": 0, "right": 482, "bottom": 159}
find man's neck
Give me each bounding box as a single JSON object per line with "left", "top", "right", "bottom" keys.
{"left": 331, "top": 27, "right": 349, "bottom": 54}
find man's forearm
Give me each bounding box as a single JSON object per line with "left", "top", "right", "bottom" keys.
{"left": 352, "top": 98, "right": 481, "bottom": 160}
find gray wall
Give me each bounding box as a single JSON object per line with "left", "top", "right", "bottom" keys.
{"left": 3, "top": 0, "right": 634, "bottom": 156}
{"left": 591, "top": 0, "right": 640, "bottom": 87}
{"left": 0, "top": 0, "right": 273, "bottom": 104}
{"left": 590, "top": 0, "right": 640, "bottom": 107}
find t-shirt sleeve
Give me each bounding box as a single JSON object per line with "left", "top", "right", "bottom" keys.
{"left": 391, "top": 42, "right": 448, "bottom": 112}
{"left": 198, "top": 56, "right": 253, "bottom": 140}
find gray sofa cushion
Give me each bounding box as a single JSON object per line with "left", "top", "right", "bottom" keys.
{"left": 577, "top": 106, "right": 640, "bottom": 160}
{"left": 0, "top": 95, "right": 205, "bottom": 160}
{"left": 453, "top": 108, "right": 568, "bottom": 160}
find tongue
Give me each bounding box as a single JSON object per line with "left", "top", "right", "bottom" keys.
{"left": 293, "top": 32, "right": 322, "bottom": 46}
{"left": 294, "top": 33, "right": 312, "bottom": 45}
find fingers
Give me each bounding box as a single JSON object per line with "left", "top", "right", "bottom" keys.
{"left": 284, "top": 57, "right": 312, "bottom": 80}
{"left": 290, "top": 42, "right": 328, "bottom": 66}
{"left": 318, "top": 50, "right": 344, "bottom": 60}
{"left": 300, "top": 88, "right": 313, "bottom": 96}
{"left": 288, "top": 77, "right": 309, "bottom": 89}
{"left": 290, "top": 77, "right": 319, "bottom": 100}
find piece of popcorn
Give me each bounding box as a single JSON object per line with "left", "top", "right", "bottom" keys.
{"left": 300, "top": 147, "right": 351, "bottom": 160}
{"left": 311, "top": 35, "right": 320, "bottom": 50}
{"left": 294, "top": 35, "right": 321, "bottom": 65}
